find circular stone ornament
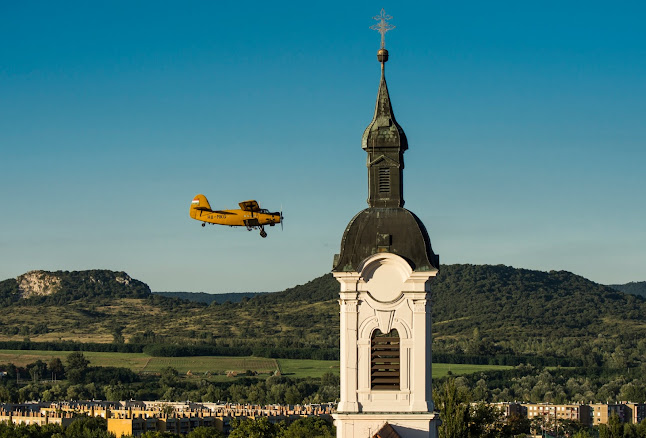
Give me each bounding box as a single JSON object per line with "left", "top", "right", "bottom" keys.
{"left": 363, "top": 259, "right": 407, "bottom": 302}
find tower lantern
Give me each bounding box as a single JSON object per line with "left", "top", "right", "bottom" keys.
{"left": 331, "top": 10, "right": 441, "bottom": 438}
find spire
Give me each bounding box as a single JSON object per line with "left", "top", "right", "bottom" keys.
{"left": 361, "top": 59, "right": 408, "bottom": 152}
{"left": 363, "top": 9, "right": 407, "bottom": 208}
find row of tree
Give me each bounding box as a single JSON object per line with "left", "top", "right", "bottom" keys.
{"left": 3, "top": 337, "right": 632, "bottom": 367}
{"left": 0, "top": 353, "right": 339, "bottom": 405}
{"left": 3, "top": 353, "right": 646, "bottom": 406}
{"left": 448, "top": 364, "right": 646, "bottom": 404}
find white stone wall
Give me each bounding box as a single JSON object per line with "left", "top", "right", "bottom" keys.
{"left": 334, "top": 253, "right": 440, "bottom": 437}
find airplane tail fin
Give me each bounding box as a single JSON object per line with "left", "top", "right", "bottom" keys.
{"left": 190, "top": 194, "right": 212, "bottom": 219}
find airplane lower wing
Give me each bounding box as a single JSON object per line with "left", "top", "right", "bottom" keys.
{"left": 244, "top": 218, "right": 261, "bottom": 227}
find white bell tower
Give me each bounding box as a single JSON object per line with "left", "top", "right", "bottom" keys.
{"left": 331, "top": 10, "right": 441, "bottom": 438}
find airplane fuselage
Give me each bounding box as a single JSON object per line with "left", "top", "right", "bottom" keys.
{"left": 193, "top": 209, "right": 281, "bottom": 228}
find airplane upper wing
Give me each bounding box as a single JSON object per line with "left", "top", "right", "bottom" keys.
{"left": 238, "top": 200, "right": 260, "bottom": 212}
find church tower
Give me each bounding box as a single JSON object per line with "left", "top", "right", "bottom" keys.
{"left": 331, "top": 10, "right": 441, "bottom": 438}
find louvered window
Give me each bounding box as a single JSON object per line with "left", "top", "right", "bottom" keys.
{"left": 371, "top": 329, "right": 400, "bottom": 390}
{"left": 378, "top": 167, "right": 390, "bottom": 193}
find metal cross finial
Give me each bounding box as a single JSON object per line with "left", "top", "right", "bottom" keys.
{"left": 370, "top": 8, "right": 395, "bottom": 49}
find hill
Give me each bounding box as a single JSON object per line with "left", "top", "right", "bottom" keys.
{"left": 0, "top": 270, "right": 150, "bottom": 305}
{"left": 430, "top": 265, "right": 646, "bottom": 363}
{"left": 0, "top": 265, "right": 645, "bottom": 367}
{"left": 609, "top": 281, "right": 646, "bottom": 298}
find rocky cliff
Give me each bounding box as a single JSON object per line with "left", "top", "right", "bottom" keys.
{"left": 16, "top": 270, "right": 62, "bottom": 298}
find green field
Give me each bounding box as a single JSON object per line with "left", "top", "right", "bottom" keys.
{"left": 0, "top": 349, "right": 513, "bottom": 379}
{"left": 431, "top": 363, "right": 513, "bottom": 378}
{"left": 0, "top": 350, "right": 278, "bottom": 375}
{"left": 277, "top": 358, "right": 340, "bottom": 379}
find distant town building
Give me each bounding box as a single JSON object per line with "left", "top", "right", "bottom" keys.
{"left": 0, "top": 401, "right": 335, "bottom": 436}
{"left": 495, "top": 401, "right": 646, "bottom": 427}
{"left": 521, "top": 402, "right": 591, "bottom": 425}
{"left": 2, "top": 400, "right": 645, "bottom": 435}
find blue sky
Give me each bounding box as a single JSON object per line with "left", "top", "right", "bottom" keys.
{"left": 1, "top": 1, "right": 644, "bottom": 293}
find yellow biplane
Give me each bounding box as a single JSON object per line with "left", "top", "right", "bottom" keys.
{"left": 189, "top": 194, "right": 283, "bottom": 238}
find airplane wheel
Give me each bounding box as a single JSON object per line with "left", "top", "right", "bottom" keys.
{"left": 260, "top": 230, "right": 267, "bottom": 238}
{"left": 202, "top": 223, "right": 205, "bottom": 227}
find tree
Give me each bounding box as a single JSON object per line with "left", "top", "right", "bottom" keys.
{"left": 49, "top": 357, "right": 66, "bottom": 380}
{"left": 27, "top": 360, "right": 47, "bottom": 383}
{"left": 284, "top": 386, "right": 302, "bottom": 405}
{"left": 607, "top": 413, "right": 623, "bottom": 438}
{"left": 0, "top": 385, "right": 13, "bottom": 403}
{"left": 138, "top": 432, "right": 182, "bottom": 438}
{"left": 160, "top": 367, "right": 179, "bottom": 387}
{"left": 229, "top": 417, "right": 283, "bottom": 438}
{"left": 66, "top": 352, "right": 90, "bottom": 384}
{"left": 435, "top": 378, "right": 469, "bottom": 438}
{"left": 468, "top": 402, "right": 504, "bottom": 438}
{"left": 280, "top": 417, "right": 335, "bottom": 438}
{"left": 186, "top": 426, "right": 226, "bottom": 438}
{"left": 64, "top": 415, "right": 111, "bottom": 438}
{"left": 637, "top": 419, "right": 646, "bottom": 438}
{"left": 625, "top": 423, "right": 639, "bottom": 438}
{"left": 111, "top": 325, "right": 125, "bottom": 344}
{"left": 320, "top": 372, "right": 339, "bottom": 387}
{"left": 66, "top": 352, "right": 90, "bottom": 370}
{"left": 67, "top": 384, "right": 91, "bottom": 401}
{"left": 505, "top": 412, "right": 530, "bottom": 436}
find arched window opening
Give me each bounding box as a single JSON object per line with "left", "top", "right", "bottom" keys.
{"left": 371, "top": 328, "right": 400, "bottom": 390}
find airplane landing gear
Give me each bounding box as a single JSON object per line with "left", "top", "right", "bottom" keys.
{"left": 202, "top": 223, "right": 206, "bottom": 227}
{"left": 260, "top": 228, "right": 267, "bottom": 238}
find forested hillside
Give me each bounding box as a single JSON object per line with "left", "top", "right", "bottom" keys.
{"left": 153, "top": 291, "right": 266, "bottom": 304}
{"left": 431, "top": 265, "right": 646, "bottom": 363}
{"left": 0, "top": 265, "right": 645, "bottom": 368}
{"left": 609, "top": 281, "right": 646, "bottom": 298}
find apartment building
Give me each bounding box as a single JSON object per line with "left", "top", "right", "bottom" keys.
{"left": 0, "top": 409, "right": 75, "bottom": 428}
{"left": 503, "top": 402, "right": 644, "bottom": 427}
{"left": 521, "top": 403, "right": 590, "bottom": 423}
{"left": 108, "top": 411, "right": 218, "bottom": 437}
{"left": 625, "top": 402, "right": 646, "bottom": 424}
{"left": 589, "top": 403, "right": 627, "bottom": 426}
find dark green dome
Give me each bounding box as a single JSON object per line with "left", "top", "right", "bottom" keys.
{"left": 333, "top": 208, "right": 439, "bottom": 273}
